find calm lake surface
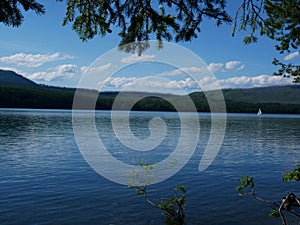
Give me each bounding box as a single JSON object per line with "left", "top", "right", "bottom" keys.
{"left": 0, "top": 109, "right": 299, "bottom": 225}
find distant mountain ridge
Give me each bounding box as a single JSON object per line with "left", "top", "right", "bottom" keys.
{"left": 222, "top": 85, "right": 300, "bottom": 105}
{"left": 188, "top": 85, "right": 300, "bottom": 105}
{"left": 0, "top": 69, "right": 38, "bottom": 87}
{"left": 0, "top": 69, "right": 300, "bottom": 113}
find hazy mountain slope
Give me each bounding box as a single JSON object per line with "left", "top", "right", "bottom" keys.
{"left": 222, "top": 85, "right": 300, "bottom": 105}
{"left": 0, "top": 69, "right": 38, "bottom": 87}
{"left": 189, "top": 85, "right": 300, "bottom": 105}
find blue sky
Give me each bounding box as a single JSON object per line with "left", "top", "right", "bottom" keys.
{"left": 0, "top": 1, "right": 299, "bottom": 94}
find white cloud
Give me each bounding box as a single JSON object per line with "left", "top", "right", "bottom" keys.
{"left": 207, "top": 61, "right": 245, "bottom": 73}
{"left": 184, "top": 74, "right": 294, "bottom": 92}
{"left": 154, "top": 62, "right": 246, "bottom": 79}
{"left": 121, "top": 54, "right": 156, "bottom": 63}
{"left": 94, "top": 73, "right": 296, "bottom": 94}
{"left": 155, "top": 67, "right": 208, "bottom": 77}
{"left": 207, "top": 63, "right": 224, "bottom": 72}
{"left": 197, "top": 76, "right": 221, "bottom": 91}
{"left": 96, "top": 76, "right": 200, "bottom": 94}
{"left": 216, "top": 75, "right": 293, "bottom": 90}
{"left": 123, "top": 77, "right": 199, "bottom": 94}
{"left": 235, "top": 64, "right": 246, "bottom": 71}
{"left": 110, "top": 77, "right": 136, "bottom": 87}
{"left": 0, "top": 52, "right": 73, "bottom": 68}
{"left": 28, "top": 64, "right": 77, "bottom": 82}
{"left": 284, "top": 51, "right": 299, "bottom": 61}
{"left": 80, "top": 63, "right": 112, "bottom": 74}
{"left": 1, "top": 64, "right": 294, "bottom": 93}
{"left": 80, "top": 66, "right": 89, "bottom": 74}
{"left": 155, "top": 69, "right": 182, "bottom": 77}
{"left": 225, "top": 61, "right": 242, "bottom": 70}
{"left": 97, "top": 76, "right": 136, "bottom": 88}
{"left": 177, "top": 77, "right": 199, "bottom": 89}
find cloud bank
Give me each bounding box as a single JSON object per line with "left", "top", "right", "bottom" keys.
{"left": 95, "top": 74, "right": 294, "bottom": 94}
{"left": 27, "top": 64, "right": 77, "bottom": 82}
{"left": 0, "top": 52, "right": 73, "bottom": 68}
{"left": 0, "top": 52, "right": 295, "bottom": 93}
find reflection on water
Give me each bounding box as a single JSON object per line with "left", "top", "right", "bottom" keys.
{"left": 0, "top": 109, "right": 299, "bottom": 224}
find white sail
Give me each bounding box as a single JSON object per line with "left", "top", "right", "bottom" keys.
{"left": 257, "top": 108, "right": 262, "bottom": 115}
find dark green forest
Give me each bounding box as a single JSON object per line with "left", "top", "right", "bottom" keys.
{"left": 1, "top": 68, "right": 300, "bottom": 113}
{"left": 1, "top": 85, "right": 300, "bottom": 113}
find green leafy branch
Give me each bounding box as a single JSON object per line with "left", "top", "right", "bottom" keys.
{"left": 272, "top": 58, "right": 300, "bottom": 83}
{"left": 236, "top": 166, "right": 300, "bottom": 225}
{"left": 283, "top": 166, "right": 300, "bottom": 182}
{"left": 156, "top": 185, "right": 186, "bottom": 225}
{"left": 129, "top": 161, "right": 186, "bottom": 225}
{"left": 232, "top": 0, "right": 300, "bottom": 82}
{"left": 129, "top": 183, "right": 186, "bottom": 225}
{"left": 236, "top": 175, "right": 255, "bottom": 196}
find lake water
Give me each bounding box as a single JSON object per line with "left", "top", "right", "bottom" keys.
{"left": 0, "top": 109, "right": 299, "bottom": 225}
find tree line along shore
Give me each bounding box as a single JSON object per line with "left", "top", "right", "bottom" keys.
{"left": 1, "top": 85, "right": 300, "bottom": 114}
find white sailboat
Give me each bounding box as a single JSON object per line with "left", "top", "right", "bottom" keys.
{"left": 257, "top": 108, "right": 262, "bottom": 115}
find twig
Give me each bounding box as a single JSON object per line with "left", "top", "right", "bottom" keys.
{"left": 279, "top": 195, "right": 289, "bottom": 225}
{"left": 279, "top": 192, "right": 300, "bottom": 225}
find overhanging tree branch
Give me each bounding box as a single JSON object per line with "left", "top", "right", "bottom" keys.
{"left": 0, "top": 0, "right": 45, "bottom": 27}
{"left": 237, "top": 167, "right": 300, "bottom": 225}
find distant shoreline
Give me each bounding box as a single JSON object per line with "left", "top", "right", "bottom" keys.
{"left": 0, "top": 67, "right": 300, "bottom": 114}
{"left": 1, "top": 85, "right": 300, "bottom": 114}
{"left": 2, "top": 69, "right": 300, "bottom": 114}
{"left": 1, "top": 107, "right": 300, "bottom": 115}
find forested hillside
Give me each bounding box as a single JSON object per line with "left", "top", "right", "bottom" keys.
{"left": 1, "top": 69, "right": 300, "bottom": 113}
{"left": 0, "top": 69, "right": 38, "bottom": 87}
